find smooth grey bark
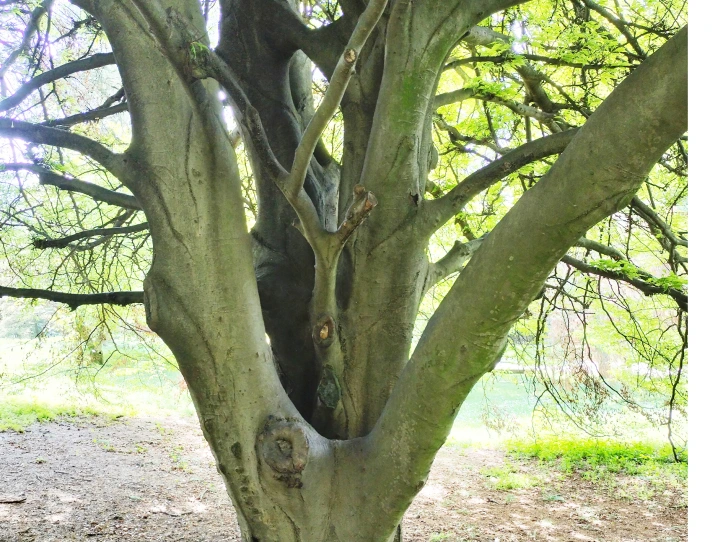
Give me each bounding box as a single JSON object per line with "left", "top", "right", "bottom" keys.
{"left": 217, "top": 0, "right": 336, "bottom": 421}
{"left": 62, "top": 1, "right": 688, "bottom": 540}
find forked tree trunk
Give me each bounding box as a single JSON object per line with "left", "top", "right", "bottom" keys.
{"left": 72, "top": 0, "right": 687, "bottom": 540}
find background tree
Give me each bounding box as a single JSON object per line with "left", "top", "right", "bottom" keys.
{"left": 0, "top": 0, "right": 687, "bottom": 540}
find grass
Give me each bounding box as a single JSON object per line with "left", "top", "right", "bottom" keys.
{"left": 508, "top": 436, "right": 686, "bottom": 476}
{"left": 479, "top": 462, "right": 542, "bottom": 490}
{"left": 169, "top": 443, "right": 192, "bottom": 472}
{"left": 0, "top": 398, "right": 125, "bottom": 432}
{"left": 506, "top": 436, "right": 687, "bottom": 501}
{"left": 93, "top": 437, "right": 117, "bottom": 452}
{"left": 0, "top": 334, "right": 687, "bottom": 504}
{"left": 0, "top": 336, "right": 195, "bottom": 431}
{"left": 430, "top": 527, "right": 481, "bottom": 542}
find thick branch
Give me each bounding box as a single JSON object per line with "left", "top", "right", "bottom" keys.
{"left": 434, "top": 87, "right": 556, "bottom": 122}
{"left": 366, "top": 25, "right": 687, "bottom": 523}
{"left": 43, "top": 102, "right": 128, "bottom": 127}
{"left": 263, "top": 0, "right": 347, "bottom": 78}
{"left": 2, "top": 163, "right": 141, "bottom": 209}
{"left": 0, "top": 120, "right": 130, "bottom": 181}
{"left": 423, "top": 236, "right": 486, "bottom": 293}
{"left": 33, "top": 222, "right": 149, "bottom": 249}
{"left": 0, "top": 52, "right": 116, "bottom": 112}
{"left": 0, "top": 285, "right": 144, "bottom": 308}
{"left": 424, "top": 129, "right": 577, "bottom": 232}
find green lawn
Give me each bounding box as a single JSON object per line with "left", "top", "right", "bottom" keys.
{"left": 1, "top": 337, "right": 686, "bottom": 478}
{"left": 0, "top": 337, "right": 195, "bottom": 431}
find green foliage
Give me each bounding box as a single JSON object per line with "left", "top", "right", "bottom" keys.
{"left": 189, "top": 41, "right": 209, "bottom": 60}
{"left": 589, "top": 258, "right": 642, "bottom": 279}
{"left": 650, "top": 274, "right": 688, "bottom": 291}
{"left": 588, "top": 260, "right": 688, "bottom": 291}
{"left": 188, "top": 41, "right": 212, "bottom": 75}
{"left": 466, "top": 78, "right": 519, "bottom": 101}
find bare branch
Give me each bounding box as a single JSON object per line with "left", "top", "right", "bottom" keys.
{"left": 0, "top": 120, "right": 130, "bottom": 181}
{"left": 463, "top": 26, "right": 508, "bottom": 47}
{"left": 434, "top": 87, "right": 556, "bottom": 123}
{"left": 582, "top": 0, "right": 646, "bottom": 59}
{"left": 0, "top": 52, "right": 116, "bottom": 112}
{"left": 42, "top": 102, "right": 127, "bottom": 127}
{"left": 1, "top": 163, "right": 141, "bottom": 209}
{"left": 574, "top": 237, "right": 626, "bottom": 260}
{"left": 0, "top": 285, "right": 144, "bottom": 309}
{"left": 0, "top": 0, "right": 53, "bottom": 95}
{"left": 336, "top": 184, "right": 378, "bottom": 245}
{"left": 444, "top": 54, "right": 632, "bottom": 71}
{"left": 423, "top": 236, "right": 486, "bottom": 293}
{"left": 33, "top": 222, "right": 149, "bottom": 249}
{"left": 433, "top": 115, "right": 507, "bottom": 155}
{"left": 195, "top": 51, "right": 329, "bottom": 248}
{"left": 285, "top": 0, "right": 388, "bottom": 198}
{"left": 631, "top": 195, "right": 687, "bottom": 247}
{"left": 200, "top": 51, "right": 287, "bottom": 180}
{"left": 461, "top": 25, "right": 565, "bottom": 120}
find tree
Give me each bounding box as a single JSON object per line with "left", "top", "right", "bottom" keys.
{"left": 0, "top": 0, "right": 687, "bottom": 540}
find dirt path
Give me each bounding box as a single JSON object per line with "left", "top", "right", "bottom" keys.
{"left": 0, "top": 417, "right": 686, "bottom": 541}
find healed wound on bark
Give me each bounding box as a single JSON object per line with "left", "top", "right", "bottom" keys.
{"left": 258, "top": 418, "right": 310, "bottom": 489}
{"left": 62, "top": 0, "right": 688, "bottom": 539}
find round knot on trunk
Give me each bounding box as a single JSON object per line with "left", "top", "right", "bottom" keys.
{"left": 313, "top": 314, "right": 336, "bottom": 347}
{"left": 343, "top": 48, "right": 357, "bottom": 64}
{"left": 258, "top": 418, "right": 309, "bottom": 488}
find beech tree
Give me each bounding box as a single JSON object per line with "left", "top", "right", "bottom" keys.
{"left": 0, "top": 0, "right": 687, "bottom": 540}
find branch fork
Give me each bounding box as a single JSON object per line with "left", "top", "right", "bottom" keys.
{"left": 144, "top": 0, "right": 386, "bottom": 436}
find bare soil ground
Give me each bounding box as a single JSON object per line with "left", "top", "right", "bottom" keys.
{"left": 0, "top": 417, "right": 687, "bottom": 542}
